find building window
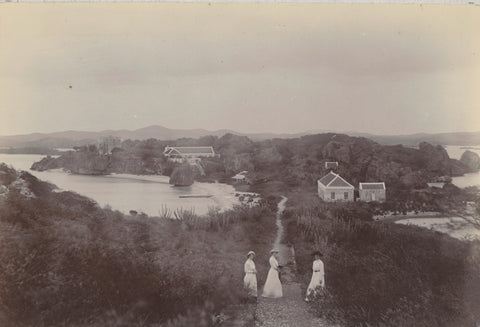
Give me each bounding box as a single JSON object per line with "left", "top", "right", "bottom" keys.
{"left": 331, "top": 192, "right": 335, "bottom": 200}
{"left": 344, "top": 192, "right": 348, "bottom": 200}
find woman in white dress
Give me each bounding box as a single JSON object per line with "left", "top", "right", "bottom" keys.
{"left": 262, "top": 249, "right": 283, "bottom": 298}
{"left": 244, "top": 251, "right": 258, "bottom": 299}
{"left": 305, "top": 251, "right": 325, "bottom": 301}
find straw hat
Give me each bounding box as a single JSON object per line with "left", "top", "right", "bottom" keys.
{"left": 247, "top": 251, "right": 255, "bottom": 257}
{"left": 270, "top": 249, "right": 279, "bottom": 253}
{"left": 312, "top": 250, "right": 323, "bottom": 257}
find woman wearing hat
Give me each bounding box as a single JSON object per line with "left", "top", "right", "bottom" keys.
{"left": 262, "top": 249, "right": 283, "bottom": 298}
{"left": 244, "top": 251, "right": 258, "bottom": 299}
{"left": 305, "top": 251, "right": 325, "bottom": 301}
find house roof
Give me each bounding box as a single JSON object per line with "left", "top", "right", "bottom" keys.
{"left": 164, "top": 146, "right": 214, "bottom": 155}
{"left": 318, "top": 171, "right": 354, "bottom": 188}
{"left": 359, "top": 182, "right": 386, "bottom": 190}
{"left": 318, "top": 171, "right": 337, "bottom": 185}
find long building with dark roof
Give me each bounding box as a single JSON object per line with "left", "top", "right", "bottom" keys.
{"left": 163, "top": 146, "right": 215, "bottom": 162}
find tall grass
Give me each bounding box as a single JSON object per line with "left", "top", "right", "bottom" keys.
{"left": 0, "top": 168, "right": 276, "bottom": 326}
{"left": 285, "top": 202, "right": 480, "bottom": 327}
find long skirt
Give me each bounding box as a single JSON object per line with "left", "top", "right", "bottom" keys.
{"left": 306, "top": 271, "right": 324, "bottom": 298}
{"left": 262, "top": 268, "right": 283, "bottom": 298}
{"left": 244, "top": 273, "right": 257, "bottom": 297}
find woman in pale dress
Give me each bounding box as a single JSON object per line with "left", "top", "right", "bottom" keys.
{"left": 244, "top": 251, "right": 258, "bottom": 299}
{"left": 305, "top": 251, "right": 325, "bottom": 301}
{"left": 262, "top": 249, "right": 283, "bottom": 298}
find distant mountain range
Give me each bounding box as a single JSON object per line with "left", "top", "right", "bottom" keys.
{"left": 1, "top": 125, "right": 480, "bottom": 148}
{"left": 355, "top": 132, "right": 480, "bottom": 147}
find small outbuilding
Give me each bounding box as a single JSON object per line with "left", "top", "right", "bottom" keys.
{"left": 359, "top": 182, "right": 386, "bottom": 202}
{"left": 427, "top": 182, "right": 445, "bottom": 189}
{"left": 317, "top": 171, "right": 354, "bottom": 202}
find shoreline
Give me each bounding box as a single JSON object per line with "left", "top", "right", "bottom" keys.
{"left": 393, "top": 216, "right": 480, "bottom": 241}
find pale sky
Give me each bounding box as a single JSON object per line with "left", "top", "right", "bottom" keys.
{"left": 1, "top": 3, "right": 479, "bottom": 136}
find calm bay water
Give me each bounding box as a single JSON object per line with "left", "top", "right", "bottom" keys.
{"left": 444, "top": 145, "right": 480, "bottom": 188}
{"left": 0, "top": 154, "right": 239, "bottom": 216}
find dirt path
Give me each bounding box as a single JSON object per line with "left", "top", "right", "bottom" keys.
{"left": 273, "top": 196, "right": 288, "bottom": 248}
{"left": 254, "top": 197, "right": 333, "bottom": 327}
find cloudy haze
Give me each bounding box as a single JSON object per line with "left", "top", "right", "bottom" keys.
{"left": 1, "top": 4, "right": 479, "bottom": 136}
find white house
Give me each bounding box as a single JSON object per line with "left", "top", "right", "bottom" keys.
{"left": 163, "top": 146, "right": 215, "bottom": 162}
{"left": 359, "top": 182, "right": 386, "bottom": 202}
{"left": 317, "top": 171, "right": 354, "bottom": 202}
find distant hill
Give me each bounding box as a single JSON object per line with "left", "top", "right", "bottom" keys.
{"left": 355, "top": 132, "right": 480, "bottom": 147}
{"left": 1, "top": 125, "right": 479, "bottom": 148}
{"left": 0, "top": 125, "right": 306, "bottom": 148}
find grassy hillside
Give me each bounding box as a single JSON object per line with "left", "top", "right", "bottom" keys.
{"left": 282, "top": 196, "right": 480, "bottom": 327}
{"left": 0, "top": 164, "right": 276, "bottom": 326}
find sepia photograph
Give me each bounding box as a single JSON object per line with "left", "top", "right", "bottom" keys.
{"left": 1, "top": 2, "right": 480, "bottom": 326}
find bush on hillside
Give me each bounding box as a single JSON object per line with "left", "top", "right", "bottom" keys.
{"left": 0, "top": 163, "right": 17, "bottom": 186}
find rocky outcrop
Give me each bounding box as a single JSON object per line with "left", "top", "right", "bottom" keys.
{"left": 418, "top": 142, "right": 452, "bottom": 175}
{"left": 0, "top": 164, "right": 50, "bottom": 202}
{"left": 32, "top": 151, "right": 109, "bottom": 175}
{"left": 449, "top": 159, "right": 471, "bottom": 177}
{"left": 31, "top": 156, "right": 63, "bottom": 171}
{"left": 31, "top": 149, "right": 165, "bottom": 176}
{"left": 460, "top": 150, "right": 480, "bottom": 172}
